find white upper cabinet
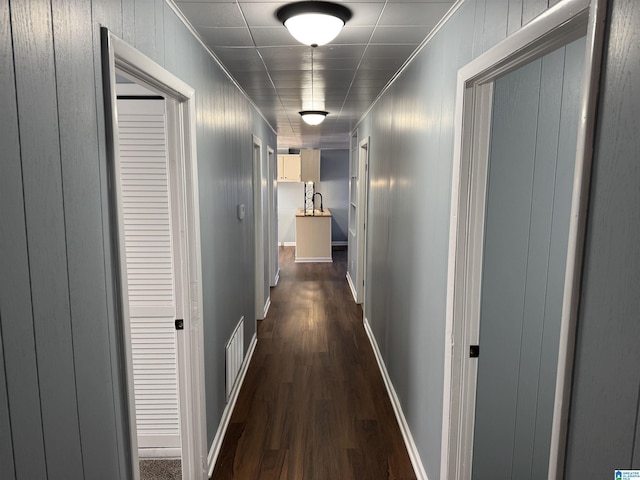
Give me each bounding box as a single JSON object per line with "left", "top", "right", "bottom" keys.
{"left": 300, "top": 149, "right": 321, "bottom": 183}
{"left": 277, "top": 154, "right": 301, "bottom": 182}
{"left": 278, "top": 150, "right": 321, "bottom": 183}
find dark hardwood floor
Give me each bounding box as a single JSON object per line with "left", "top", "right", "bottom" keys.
{"left": 211, "top": 246, "right": 417, "bottom": 480}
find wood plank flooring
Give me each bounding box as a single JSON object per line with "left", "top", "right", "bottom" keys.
{"left": 211, "top": 246, "right": 416, "bottom": 480}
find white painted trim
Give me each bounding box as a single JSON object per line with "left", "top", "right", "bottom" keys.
{"left": 440, "top": 0, "right": 605, "bottom": 478}
{"left": 549, "top": 0, "right": 607, "bottom": 475}
{"left": 346, "top": 272, "right": 358, "bottom": 304}
{"left": 267, "top": 146, "right": 278, "bottom": 288}
{"left": 278, "top": 241, "right": 348, "bottom": 247}
{"left": 263, "top": 296, "right": 271, "bottom": 319}
{"left": 102, "top": 28, "right": 208, "bottom": 480}
{"left": 138, "top": 448, "right": 181, "bottom": 459}
{"left": 253, "top": 135, "right": 265, "bottom": 321}
{"left": 274, "top": 270, "right": 280, "bottom": 286}
{"left": 355, "top": 138, "right": 370, "bottom": 305}
{"left": 207, "top": 334, "right": 258, "bottom": 477}
{"left": 294, "top": 257, "right": 333, "bottom": 263}
{"left": 363, "top": 317, "right": 428, "bottom": 480}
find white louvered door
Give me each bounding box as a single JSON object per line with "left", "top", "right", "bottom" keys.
{"left": 117, "top": 98, "right": 181, "bottom": 450}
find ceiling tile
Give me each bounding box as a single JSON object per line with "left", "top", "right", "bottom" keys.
{"left": 369, "top": 25, "right": 433, "bottom": 44}
{"left": 250, "top": 27, "right": 299, "bottom": 47}
{"left": 177, "top": 2, "right": 246, "bottom": 28}
{"left": 200, "top": 27, "right": 254, "bottom": 46}
{"left": 172, "top": 0, "right": 456, "bottom": 149}
{"left": 377, "top": 2, "right": 453, "bottom": 25}
{"left": 346, "top": 3, "right": 386, "bottom": 26}
{"left": 210, "top": 47, "right": 266, "bottom": 71}
{"left": 240, "top": 2, "right": 286, "bottom": 27}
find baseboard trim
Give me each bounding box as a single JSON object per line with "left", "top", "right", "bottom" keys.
{"left": 273, "top": 270, "right": 280, "bottom": 286}
{"left": 263, "top": 296, "right": 271, "bottom": 319}
{"left": 279, "top": 241, "right": 348, "bottom": 247}
{"left": 207, "top": 333, "right": 258, "bottom": 477}
{"left": 346, "top": 272, "right": 358, "bottom": 304}
{"left": 138, "top": 447, "right": 181, "bottom": 459}
{"left": 295, "top": 257, "right": 333, "bottom": 263}
{"left": 363, "top": 317, "right": 428, "bottom": 480}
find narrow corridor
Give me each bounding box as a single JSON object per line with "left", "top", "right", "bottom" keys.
{"left": 212, "top": 246, "right": 416, "bottom": 479}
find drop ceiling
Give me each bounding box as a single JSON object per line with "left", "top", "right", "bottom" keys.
{"left": 172, "top": 0, "right": 456, "bottom": 150}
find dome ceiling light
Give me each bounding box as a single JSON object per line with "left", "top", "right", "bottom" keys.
{"left": 300, "top": 110, "right": 328, "bottom": 125}
{"left": 276, "top": 1, "right": 352, "bottom": 47}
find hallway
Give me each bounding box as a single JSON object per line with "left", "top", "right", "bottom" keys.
{"left": 211, "top": 247, "right": 416, "bottom": 479}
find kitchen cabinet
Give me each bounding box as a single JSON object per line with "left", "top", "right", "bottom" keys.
{"left": 300, "top": 149, "right": 321, "bottom": 182}
{"left": 277, "top": 154, "right": 301, "bottom": 182}
{"left": 277, "top": 150, "right": 321, "bottom": 182}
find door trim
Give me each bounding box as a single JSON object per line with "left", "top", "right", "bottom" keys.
{"left": 355, "top": 137, "right": 370, "bottom": 306}
{"left": 267, "top": 146, "right": 279, "bottom": 286}
{"left": 252, "top": 135, "right": 267, "bottom": 320}
{"left": 101, "top": 28, "right": 208, "bottom": 480}
{"left": 440, "top": 0, "right": 607, "bottom": 478}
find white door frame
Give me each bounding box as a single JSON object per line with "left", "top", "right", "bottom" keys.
{"left": 101, "top": 28, "right": 208, "bottom": 480}
{"left": 440, "top": 0, "right": 606, "bottom": 478}
{"left": 267, "top": 146, "right": 279, "bottom": 286}
{"left": 356, "top": 137, "right": 370, "bottom": 306}
{"left": 252, "top": 136, "right": 266, "bottom": 320}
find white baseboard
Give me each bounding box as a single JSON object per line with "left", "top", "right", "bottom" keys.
{"left": 273, "top": 270, "right": 280, "bottom": 286}
{"left": 295, "top": 257, "right": 333, "bottom": 263}
{"left": 263, "top": 296, "right": 271, "bottom": 319}
{"left": 363, "top": 317, "right": 428, "bottom": 480}
{"left": 138, "top": 448, "right": 181, "bottom": 459}
{"left": 279, "top": 241, "right": 347, "bottom": 247}
{"left": 207, "top": 333, "right": 258, "bottom": 477}
{"left": 346, "top": 272, "right": 358, "bottom": 303}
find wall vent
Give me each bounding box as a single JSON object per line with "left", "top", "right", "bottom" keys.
{"left": 225, "top": 317, "right": 245, "bottom": 401}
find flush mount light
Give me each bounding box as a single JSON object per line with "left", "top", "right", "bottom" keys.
{"left": 276, "top": 1, "right": 352, "bottom": 47}
{"left": 299, "top": 110, "right": 329, "bottom": 125}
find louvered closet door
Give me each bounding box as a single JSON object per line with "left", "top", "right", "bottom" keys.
{"left": 117, "top": 98, "right": 180, "bottom": 450}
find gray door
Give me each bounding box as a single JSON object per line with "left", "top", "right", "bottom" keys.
{"left": 471, "top": 37, "right": 585, "bottom": 479}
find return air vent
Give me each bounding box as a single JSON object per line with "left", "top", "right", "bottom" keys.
{"left": 225, "top": 317, "right": 245, "bottom": 401}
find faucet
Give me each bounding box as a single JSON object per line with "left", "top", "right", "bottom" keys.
{"left": 313, "top": 192, "right": 323, "bottom": 213}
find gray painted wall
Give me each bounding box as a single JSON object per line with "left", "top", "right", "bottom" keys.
{"left": 2, "top": 0, "right": 640, "bottom": 478}
{"left": 277, "top": 149, "right": 349, "bottom": 244}
{"left": 356, "top": 0, "right": 640, "bottom": 477}
{"left": 564, "top": 0, "right": 640, "bottom": 476}
{"left": 472, "top": 38, "right": 584, "bottom": 479}
{"left": 0, "top": 0, "right": 275, "bottom": 478}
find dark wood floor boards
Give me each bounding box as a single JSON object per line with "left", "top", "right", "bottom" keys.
{"left": 212, "top": 247, "right": 416, "bottom": 479}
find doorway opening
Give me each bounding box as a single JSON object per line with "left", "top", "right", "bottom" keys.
{"left": 252, "top": 136, "right": 268, "bottom": 321}
{"left": 346, "top": 135, "right": 370, "bottom": 306}
{"left": 101, "top": 28, "right": 207, "bottom": 480}
{"left": 440, "top": 0, "right": 606, "bottom": 478}
{"left": 267, "top": 146, "right": 279, "bottom": 287}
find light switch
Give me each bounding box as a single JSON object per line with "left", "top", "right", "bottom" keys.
{"left": 237, "top": 204, "right": 245, "bottom": 220}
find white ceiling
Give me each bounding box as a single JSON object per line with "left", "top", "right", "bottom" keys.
{"left": 173, "top": 0, "right": 456, "bottom": 150}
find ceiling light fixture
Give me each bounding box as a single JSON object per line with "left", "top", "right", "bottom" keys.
{"left": 299, "top": 47, "right": 328, "bottom": 126}
{"left": 276, "top": 1, "right": 352, "bottom": 47}
{"left": 299, "top": 110, "right": 328, "bottom": 125}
